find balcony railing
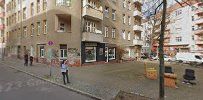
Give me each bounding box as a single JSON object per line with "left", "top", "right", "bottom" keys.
{"left": 82, "top": 30, "right": 103, "bottom": 43}
{"left": 133, "top": 10, "right": 142, "bottom": 18}
{"left": 82, "top": 5, "right": 103, "bottom": 20}
{"left": 133, "top": 25, "right": 142, "bottom": 32}
{"left": 133, "top": 39, "right": 143, "bottom": 46}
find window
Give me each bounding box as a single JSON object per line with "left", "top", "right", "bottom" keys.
{"left": 128, "top": 16, "right": 131, "bottom": 25}
{"left": 85, "top": 47, "right": 96, "bottom": 62}
{"left": 176, "top": 37, "right": 182, "bottom": 42}
{"left": 85, "top": 21, "right": 91, "bottom": 32}
{"left": 31, "top": 24, "right": 34, "bottom": 36}
{"left": 18, "top": 11, "right": 21, "bottom": 21}
{"left": 123, "top": 14, "right": 126, "bottom": 24}
{"left": 104, "top": 6, "right": 109, "bottom": 18}
{"left": 128, "top": 31, "right": 130, "bottom": 40}
{"left": 43, "top": 20, "right": 47, "bottom": 34}
{"left": 92, "top": 22, "right": 96, "bottom": 32}
{"left": 192, "top": 16, "right": 194, "bottom": 21}
{"left": 192, "top": 26, "right": 195, "bottom": 31}
{"left": 105, "top": 27, "right": 108, "bottom": 37}
{"left": 31, "top": 3, "right": 34, "bottom": 16}
{"left": 58, "top": 22, "right": 65, "bottom": 32}
{"left": 192, "top": 35, "right": 194, "bottom": 40}
{"left": 112, "top": 28, "right": 116, "bottom": 38}
{"left": 23, "top": 26, "right": 27, "bottom": 37}
{"left": 122, "top": 30, "right": 126, "bottom": 39}
{"left": 123, "top": 0, "right": 126, "bottom": 8}
{"left": 128, "top": 2, "right": 131, "bottom": 10}
{"left": 23, "top": 7, "right": 26, "bottom": 19}
{"left": 112, "top": 9, "right": 116, "bottom": 20}
{"left": 175, "top": 10, "right": 182, "bottom": 16}
{"left": 60, "top": 44, "right": 67, "bottom": 58}
{"left": 88, "top": 0, "right": 96, "bottom": 8}
{"left": 37, "top": 22, "right": 41, "bottom": 35}
{"left": 56, "top": 0, "right": 71, "bottom": 6}
{"left": 109, "top": 48, "right": 115, "bottom": 60}
{"left": 37, "top": 0, "right": 40, "bottom": 13}
{"left": 43, "top": 0, "right": 47, "bottom": 10}
{"left": 40, "top": 46, "right": 45, "bottom": 57}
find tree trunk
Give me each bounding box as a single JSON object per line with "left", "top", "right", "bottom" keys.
{"left": 159, "top": 0, "right": 167, "bottom": 100}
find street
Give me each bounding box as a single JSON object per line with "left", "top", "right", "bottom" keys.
{"left": 0, "top": 64, "right": 94, "bottom": 100}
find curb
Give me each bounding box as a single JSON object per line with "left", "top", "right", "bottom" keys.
{"left": 4, "top": 63, "right": 104, "bottom": 100}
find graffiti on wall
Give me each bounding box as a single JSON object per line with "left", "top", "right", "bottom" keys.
{"left": 67, "top": 48, "right": 81, "bottom": 67}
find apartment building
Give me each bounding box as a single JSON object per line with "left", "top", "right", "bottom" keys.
{"left": 5, "top": 0, "right": 143, "bottom": 66}
{"left": 0, "top": 0, "right": 5, "bottom": 51}
{"left": 145, "top": 1, "right": 199, "bottom": 56}
{"left": 193, "top": 2, "right": 203, "bottom": 54}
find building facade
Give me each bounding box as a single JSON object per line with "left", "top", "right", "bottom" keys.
{"left": 0, "top": 0, "right": 5, "bottom": 54}
{"left": 5, "top": 0, "right": 143, "bottom": 66}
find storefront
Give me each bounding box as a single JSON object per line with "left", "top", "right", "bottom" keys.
{"left": 105, "top": 44, "right": 117, "bottom": 62}
{"left": 81, "top": 42, "right": 105, "bottom": 64}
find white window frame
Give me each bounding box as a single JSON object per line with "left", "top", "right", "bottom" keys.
{"left": 122, "top": 30, "right": 126, "bottom": 39}
{"left": 43, "top": 0, "right": 47, "bottom": 10}
{"left": 105, "top": 27, "right": 108, "bottom": 37}
{"left": 128, "top": 31, "right": 131, "bottom": 40}
{"left": 43, "top": 20, "right": 47, "bottom": 34}
{"left": 104, "top": 6, "right": 109, "bottom": 18}
{"left": 23, "top": 26, "right": 27, "bottom": 37}
{"left": 31, "top": 24, "right": 34, "bottom": 36}
{"left": 37, "top": 0, "right": 40, "bottom": 13}
{"left": 128, "top": 2, "right": 131, "bottom": 10}
{"left": 37, "top": 22, "right": 41, "bottom": 35}
{"left": 112, "top": 9, "right": 116, "bottom": 20}
{"left": 123, "top": 0, "right": 126, "bottom": 8}
{"left": 128, "top": 16, "right": 131, "bottom": 25}
{"left": 123, "top": 14, "right": 126, "bottom": 24}
{"left": 112, "top": 28, "right": 116, "bottom": 38}
{"left": 56, "top": 0, "right": 71, "bottom": 6}
{"left": 91, "top": 22, "right": 96, "bottom": 33}
{"left": 58, "top": 22, "right": 65, "bottom": 32}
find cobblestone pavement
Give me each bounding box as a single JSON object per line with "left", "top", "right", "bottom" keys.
{"left": 0, "top": 58, "right": 203, "bottom": 100}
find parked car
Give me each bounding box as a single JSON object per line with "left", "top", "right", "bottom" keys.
{"left": 151, "top": 55, "right": 175, "bottom": 62}
{"left": 175, "top": 53, "right": 203, "bottom": 64}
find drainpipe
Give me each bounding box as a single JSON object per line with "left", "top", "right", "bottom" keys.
{"left": 80, "top": 0, "right": 84, "bottom": 66}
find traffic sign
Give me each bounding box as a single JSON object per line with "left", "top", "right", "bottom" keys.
{"left": 48, "top": 41, "right": 53, "bottom": 46}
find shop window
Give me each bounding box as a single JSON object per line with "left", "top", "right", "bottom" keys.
{"left": 109, "top": 48, "right": 115, "bottom": 60}
{"left": 85, "top": 47, "right": 96, "bottom": 62}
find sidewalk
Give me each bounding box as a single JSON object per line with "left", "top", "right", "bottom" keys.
{"left": 1, "top": 57, "right": 203, "bottom": 100}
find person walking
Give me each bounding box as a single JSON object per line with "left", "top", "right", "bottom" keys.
{"left": 30, "top": 56, "right": 33, "bottom": 66}
{"left": 24, "top": 53, "right": 28, "bottom": 66}
{"left": 61, "top": 60, "right": 70, "bottom": 85}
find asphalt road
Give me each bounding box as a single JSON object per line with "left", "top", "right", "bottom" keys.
{"left": 0, "top": 64, "right": 93, "bottom": 100}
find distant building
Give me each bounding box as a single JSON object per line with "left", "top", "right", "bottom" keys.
{"left": 0, "top": 0, "right": 5, "bottom": 49}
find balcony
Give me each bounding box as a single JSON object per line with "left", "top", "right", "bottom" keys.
{"left": 133, "top": 39, "right": 143, "bottom": 46}
{"left": 196, "top": 40, "right": 203, "bottom": 45}
{"left": 0, "top": 12, "right": 4, "bottom": 18}
{"left": 196, "top": 8, "right": 203, "bottom": 15}
{"left": 195, "top": 17, "right": 203, "bottom": 25}
{"left": 133, "top": 10, "right": 142, "bottom": 19}
{"left": 133, "top": 25, "right": 142, "bottom": 32}
{"left": 82, "top": 5, "right": 103, "bottom": 21}
{"left": 82, "top": 30, "right": 103, "bottom": 43}
{"left": 0, "top": 0, "right": 4, "bottom": 7}
{"left": 133, "top": 0, "right": 142, "bottom": 5}
{"left": 194, "top": 28, "right": 203, "bottom": 35}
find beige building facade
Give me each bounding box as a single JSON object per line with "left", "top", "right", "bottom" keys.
{"left": 5, "top": 0, "right": 142, "bottom": 66}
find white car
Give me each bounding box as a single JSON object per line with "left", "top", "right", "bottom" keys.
{"left": 152, "top": 55, "right": 174, "bottom": 62}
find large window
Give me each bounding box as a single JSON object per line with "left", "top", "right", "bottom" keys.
{"left": 123, "top": 0, "right": 126, "bottom": 8}
{"left": 23, "top": 7, "right": 26, "bottom": 19}
{"left": 105, "top": 27, "right": 108, "bottom": 37}
{"left": 128, "top": 31, "right": 131, "bottom": 40}
{"left": 37, "top": 0, "right": 40, "bottom": 13}
{"left": 112, "top": 28, "right": 116, "bottom": 38}
{"left": 85, "top": 47, "right": 96, "bottom": 62}
{"left": 31, "top": 3, "right": 34, "bottom": 16}
{"left": 123, "top": 14, "right": 126, "bottom": 24}
{"left": 104, "top": 6, "right": 109, "bottom": 18}
{"left": 60, "top": 44, "right": 67, "bottom": 59}
{"left": 23, "top": 26, "right": 27, "bottom": 37}
{"left": 128, "top": 16, "right": 131, "bottom": 25}
{"left": 43, "top": 0, "right": 47, "bottom": 10}
{"left": 56, "top": 0, "right": 71, "bottom": 6}
{"left": 122, "top": 30, "right": 126, "bottom": 39}
{"left": 37, "top": 22, "right": 41, "bottom": 35}
{"left": 85, "top": 21, "right": 96, "bottom": 33}
{"left": 31, "top": 24, "right": 34, "bottom": 36}
{"left": 109, "top": 48, "right": 115, "bottom": 60}
{"left": 112, "top": 9, "right": 116, "bottom": 20}
{"left": 43, "top": 20, "right": 47, "bottom": 34}
{"left": 40, "top": 46, "right": 45, "bottom": 57}
{"left": 18, "top": 11, "right": 21, "bottom": 21}
{"left": 128, "top": 1, "right": 131, "bottom": 10}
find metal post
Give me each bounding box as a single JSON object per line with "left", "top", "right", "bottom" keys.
{"left": 159, "top": 0, "right": 167, "bottom": 100}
